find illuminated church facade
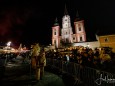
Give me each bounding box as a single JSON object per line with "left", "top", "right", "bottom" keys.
{"left": 52, "top": 6, "right": 86, "bottom": 48}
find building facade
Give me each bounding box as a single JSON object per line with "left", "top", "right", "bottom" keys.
{"left": 98, "top": 34, "right": 115, "bottom": 52}
{"left": 52, "top": 7, "right": 86, "bottom": 48}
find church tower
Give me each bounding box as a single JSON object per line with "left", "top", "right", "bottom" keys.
{"left": 74, "top": 12, "right": 86, "bottom": 42}
{"left": 52, "top": 18, "right": 60, "bottom": 48}
{"left": 61, "top": 5, "right": 73, "bottom": 43}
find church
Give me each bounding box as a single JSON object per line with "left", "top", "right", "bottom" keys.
{"left": 52, "top": 6, "right": 99, "bottom": 49}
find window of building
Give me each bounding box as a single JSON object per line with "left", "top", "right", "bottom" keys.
{"left": 104, "top": 38, "right": 108, "bottom": 42}
{"left": 54, "top": 40, "right": 56, "bottom": 47}
{"left": 66, "top": 32, "right": 67, "bottom": 35}
{"left": 65, "top": 19, "right": 67, "bottom": 21}
{"left": 79, "top": 27, "right": 81, "bottom": 31}
{"left": 66, "top": 38, "right": 69, "bottom": 43}
{"left": 73, "top": 37, "right": 75, "bottom": 40}
{"left": 78, "top": 23, "right": 81, "bottom": 31}
{"left": 54, "top": 31, "right": 56, "bottom": 35}
{"left": 80, "top": 36, "right": 82, "bottom": 41}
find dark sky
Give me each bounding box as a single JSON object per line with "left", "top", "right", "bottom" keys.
{"left": 0, "top": 0, "right": 115, "bottom": 46}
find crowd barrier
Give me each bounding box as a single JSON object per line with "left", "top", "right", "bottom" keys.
{"left": 46, "top": 58, "right": 115, "bottom": 86}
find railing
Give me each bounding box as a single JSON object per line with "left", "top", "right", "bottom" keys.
{"left": 46, "top": 58, "right": 115, "bottom": 86}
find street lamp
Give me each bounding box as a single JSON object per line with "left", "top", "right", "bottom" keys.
{"left": 7, "top": 41, "right": 11, "bottom": 47}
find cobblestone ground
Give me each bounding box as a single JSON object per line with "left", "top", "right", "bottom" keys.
{"left": 32, "top": 72, "right": 65, "bottom": 86}
{"left": 0, "top": 62, "right": 65, "bottom": 86}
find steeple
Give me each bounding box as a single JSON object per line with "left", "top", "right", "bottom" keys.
{"left": 54, "top": 17, "right": 59, "bottom": 26}
{"left": 75, "top": 11, "right": 80, "bottom": 21}
{"left": 64, "top": 4, "right": 68, "bottom": 15}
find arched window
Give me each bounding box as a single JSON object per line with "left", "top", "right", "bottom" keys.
{"left": 66, "top": 32, "right": 67, "bottom": 35}
{"left": 54, "top": 31, "right": 56, "bottom": 35}
{"left": 54, "top": 29, "right": 56, "bottom": 35}
{"left": 79, "top": 27, "right": 81, "bottom": 31}
{"left": 80, "top": 36, "right": 82, "bottom": 41}
{"left": 78, "top": 24, "right": 81, "bottom": 31}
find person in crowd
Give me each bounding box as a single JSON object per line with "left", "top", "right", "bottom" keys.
{"left": 66, "top": 54, "right": 70, "bottom": 63}
{"left": 31, "top": 43, "right": 41, "bottom": 81}
{"left": 38, "top": 48, "right": 46, "bottom": 80}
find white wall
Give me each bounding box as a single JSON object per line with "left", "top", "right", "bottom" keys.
{"left": 73, "top": 41, "right": 100, "bottom": 50}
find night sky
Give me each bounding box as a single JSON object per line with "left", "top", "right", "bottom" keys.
{"left": 0, "top": 0, "right": 115, "bottom": 47}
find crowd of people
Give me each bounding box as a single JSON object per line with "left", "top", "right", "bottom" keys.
{"left": 0, "top": 43, "right": 115, "bottom": 80}
{"left": 45, "top": 46, "right": 115, "bottom": 73}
